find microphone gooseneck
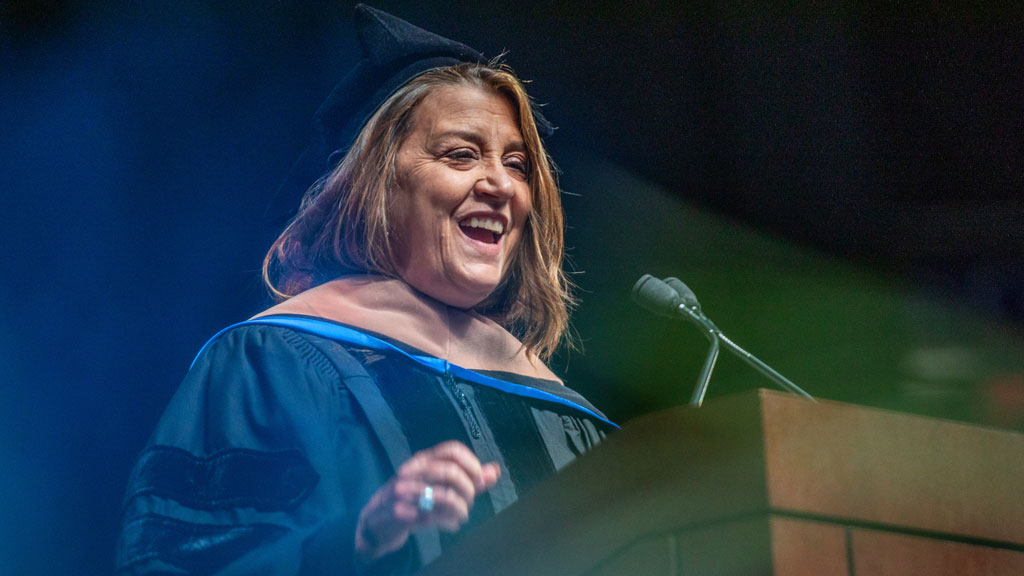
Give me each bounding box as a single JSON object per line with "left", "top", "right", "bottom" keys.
{"left": 633, "top": 275, "right": 720, "bottom": 405}
{"left": 632, "top": 274, "right": 815, "bottom": 406}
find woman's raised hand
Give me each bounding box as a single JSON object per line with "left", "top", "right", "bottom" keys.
{"left": 354, "top": 440, "right": 501, "bottom": 561}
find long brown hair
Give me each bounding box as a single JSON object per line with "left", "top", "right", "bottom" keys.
{"left": 263, "top": 61, "right": 574, "bottom": 360}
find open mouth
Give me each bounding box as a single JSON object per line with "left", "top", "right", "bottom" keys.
{"left": 459, "top": 216, "right": 504, "bottom": 245}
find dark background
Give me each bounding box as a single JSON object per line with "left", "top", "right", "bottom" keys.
{"left": 2, "top": 2, "right": 1022, "bottom": 573}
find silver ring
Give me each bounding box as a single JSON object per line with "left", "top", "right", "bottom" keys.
{"left": 418, "top": 486, "right": 435, "bottom": 512}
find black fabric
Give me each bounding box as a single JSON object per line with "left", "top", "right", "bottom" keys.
{"left": 123, "top": 446, "right": 319, "bottom": 512}
{"left": 268, "top": 4, "right": 481, "bottom": 223}
{"left": 316, "top": 5, "right": 482, "bottom": 141}
{"left": 118, "top": 514, "right": 288, "bottom": 575}
{"left": 255, "top": 313, "right": 611, "bottom": 422}
{"left": 473, "top": 386, "right": 556, "bottom": 496}
{"left": 359, "top": 350, "right": 471, "bottom": 457}
{"left": 478, "top": 368, "right": 607, "bottom": 416}
{"left": 364, "top": 352, "right": 499, "bottom": 553}
{"left": 316, "top": 344, "right": 442, "bottom": 567}
{"left": 117, "top": 323, "right": 609, "bottom": 575}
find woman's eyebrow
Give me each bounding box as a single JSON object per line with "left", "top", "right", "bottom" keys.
{"left": 433, "top": 129, "right": 525, "bottom": 151}
{"left": 433, "top": 129, "right": 482, "bottom": 144}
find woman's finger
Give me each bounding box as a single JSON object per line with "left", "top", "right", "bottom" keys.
{"left": 392, "top": 479, "right": 469, "bottom": 522}
{"left": 417, "top": 460, "right": 478, "bottom": 503}
{"left": 480, "top": 462, "right": 501, "bottom": 488}
{"left": 397, "top": 442, "right": 484, "bottom": 501}
{"left": 410, "top": 484, "right": 470, "bottom": 531}
{"left": 424, "top": 441, "right": 488, "bottom": 490}
{"left": 356, "top": 441, "right": 501, "bottom": 560}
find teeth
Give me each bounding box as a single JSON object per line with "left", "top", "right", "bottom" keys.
{"left": 463, "top": 217, "right": 504, "bottom": 235}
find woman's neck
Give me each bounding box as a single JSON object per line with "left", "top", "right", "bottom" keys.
{"left": 254, "top": 275, "right": 559, "bottom": 382}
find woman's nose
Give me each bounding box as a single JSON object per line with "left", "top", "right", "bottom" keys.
{"left": 473, "top": 159, "right": 516, "bottom": 200}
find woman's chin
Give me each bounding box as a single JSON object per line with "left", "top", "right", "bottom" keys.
{"left": 395, "top": 260, "right": 505, "bottom": 309}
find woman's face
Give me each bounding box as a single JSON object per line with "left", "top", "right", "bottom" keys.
{"left": 391, "top": 84, "right": 531, "bottom": 308}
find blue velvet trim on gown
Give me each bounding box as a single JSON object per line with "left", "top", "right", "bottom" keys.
{"left": 195, "top": 315, "right": 619, "bottom": 429}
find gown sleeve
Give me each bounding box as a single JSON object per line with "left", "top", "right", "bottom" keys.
{"left": 115, "top": 324, "right": 403, "bottom": 575}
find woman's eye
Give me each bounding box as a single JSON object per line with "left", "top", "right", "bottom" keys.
{"left": 504, "top": 156, "right": 528, "bottom": 175}
{"left": 445, "top": 149, "right": 477, "bottom": 161}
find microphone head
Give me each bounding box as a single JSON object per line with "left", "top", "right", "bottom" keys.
{"left": 632, "top": 274, "right": 682, "bottom": 318}
{"left": 663, "top": 277, "right": 701, "bottom": 309}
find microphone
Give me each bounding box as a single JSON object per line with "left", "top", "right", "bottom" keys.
{"left": 631, "top": 274, "right": 815, "bottom": 406}
{"left": 632, "top": 274, "right": 720, "bottom": 405}
{"left": 662, "top": 277, "right": 699, "bottom": 309}
{"left": 631, "top": 274, "right": 684, "bottom": 317}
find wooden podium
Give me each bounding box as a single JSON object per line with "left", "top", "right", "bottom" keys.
{"left": 418, "top": 389, "right": 1024, "bottom": 575}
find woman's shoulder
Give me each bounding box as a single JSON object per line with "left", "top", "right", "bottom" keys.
{"left": 186, "top": 318, "right": 375, "bottom": 397}
{"left": 193, "top": 319, "right": 327, "bottom": 366}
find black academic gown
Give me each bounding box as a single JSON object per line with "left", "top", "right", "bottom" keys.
{"left": 116, "top": 317, "right": 612, "bottom": 575}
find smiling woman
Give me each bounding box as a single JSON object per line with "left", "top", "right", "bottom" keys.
{"left": 115, "top": 5, "right": 613, "bottom": 576}
{"left": 263, "top": 63, "right": 569, "bottom": 359}
{"left": 391, "top": 84, "right": 530, "bottom": 309}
